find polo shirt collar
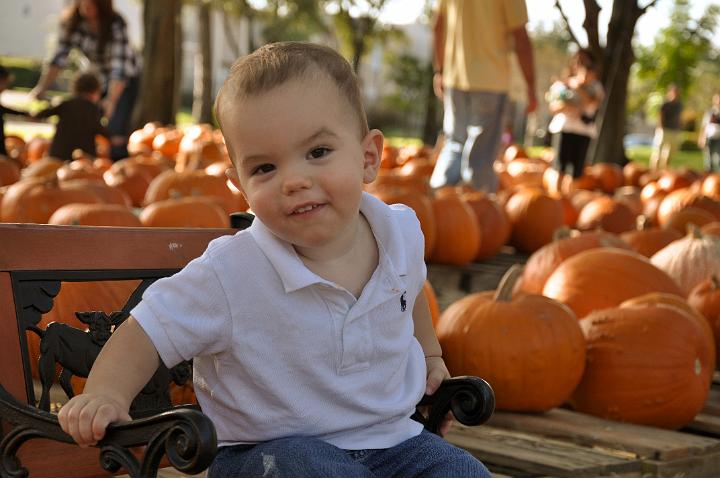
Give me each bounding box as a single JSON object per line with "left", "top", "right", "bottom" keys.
{"left": 248, "top": 192, "right": 407, "bottom": 294}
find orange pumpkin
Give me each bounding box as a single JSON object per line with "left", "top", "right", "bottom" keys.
{"left": 588, "top": 162, "right": 623, "bottom": 193}
{"left": 462, "top": 191, "right": 511, "bottom": 261}
{"left": 518, "top": 230, "right": 630, "bottom": 295}
{"left": 424, "top": 280, "right": 441, "bottom": 328}
{"left": 371, "top": 187, "right": 436, "bottom": 259}
{"left": 505, "top": 188, "right": 564, "bottom": 253}
{"left": 570, "top": 303, "right": 714, "bottom": 429}
{"left": 663, "top": 207, "right": 716, "bottom": 234}
{"left": 144, "top": 170, "right": 240, "bottom": 215}
{"left": 688, "top": 276, "right": 720, "bottom": 362}
{"left": 48, "top": 203, "right": 142, "bottom": 227}
{"left": 437, "top": 266, "right": 585, "bottom": 412}
{"left": 543, "top": 248, "right": 683, "bottom": 318}
{"left": 140, "top": 196, "right": 230, "bottom": 228}
{"left": 576, "top": 196, "right": 637, "bottom": 233}
{"left": 620, "top": 226, "right": 682, "bottom": 258}
{"left": 623, "top": 162, "right": 648, "bottom": 187}
{"left": 428, "top": 194, "right": 481, "bottom": 265}
{"left": 0, "top": 177, "right": 102, "bottom": 223}
{"left": 657, "top": 189, "right": 720, "bottom": 226}
{"left": 0, "top": 156, "right": 21, "bottom": 186}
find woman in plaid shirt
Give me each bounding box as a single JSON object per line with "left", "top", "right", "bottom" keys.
{"left": 30, "top": 0, "right": 140, "bottom": 160}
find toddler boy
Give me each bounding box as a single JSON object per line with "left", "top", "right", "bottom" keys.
{"left": 58, "top": 42, "right": 491, "bottom": 477}
{"left": 34, "top": 70, "right": 109, "bottom": 161}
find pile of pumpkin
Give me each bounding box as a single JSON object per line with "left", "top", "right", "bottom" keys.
{"left": 374, "top": 143, "right": 720, "bottom": 430}
{"left": 0, "top": 122, "right": 246, "bottom": 229}
{"left": 434, "top": 226, "right": 720, "bottom": 430}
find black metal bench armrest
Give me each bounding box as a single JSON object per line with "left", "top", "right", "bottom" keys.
{"left": 0, "top": 384, "right": 217, "bottom": 478}
{"left": 413, "top": 376, "right": 495, "bottom": 435}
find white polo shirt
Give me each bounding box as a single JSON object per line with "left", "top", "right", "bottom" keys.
{"left": 131, "top": 192, "right": 427, "bottom": 449}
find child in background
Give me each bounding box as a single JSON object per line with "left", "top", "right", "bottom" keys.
{"left": 0, "top": 66, "right": 30, "bottom": 157}
{"left": 546, "top": 49, "right": 604, "bottom": 195}
{"left": 57, "top": 42, "right": 491, "bottom": 477}
{"left": 34, "top": 70, "right": 109, "bottom": 161}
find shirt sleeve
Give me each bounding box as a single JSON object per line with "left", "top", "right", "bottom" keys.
{"left": 34, "top": 103, "right": 62, "bottom": 119}
{"left": 131, "top": 255, "right": 233, "bottom": 368}
{"left": 107, "top": 18, "right": 134, "bottom": 81}
{"left": 504, "top": 0, "right": 529, "bottom": 31}
{"left": 49, "top": 27, "right": 77, "bottom": 69}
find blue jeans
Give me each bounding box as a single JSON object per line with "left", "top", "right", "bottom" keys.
{"left": 430, "top": 89, "right": 508, "bottom": 192}
{"left": 106, "top": 75, "right": 140, "bottom": 161}
{"left": 705, "top": 138, "right": 720, "bottom": 172}
{"left": 208, "top": 430, "right": 491, "bottom": 477}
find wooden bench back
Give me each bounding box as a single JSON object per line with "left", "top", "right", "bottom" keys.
{"left": 0, "top": 223, "right": 236, "bottom": 477}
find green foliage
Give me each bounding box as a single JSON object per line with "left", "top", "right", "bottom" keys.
{"left": 633, "top": 0, "right": 720, "bottom": 122}
{"left": 382, "top": 53, "right": 430, "bottom": 122}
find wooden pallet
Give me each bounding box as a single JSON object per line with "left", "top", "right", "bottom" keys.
{"left": 447, "top": 404, "right": 720, "bottom": 478}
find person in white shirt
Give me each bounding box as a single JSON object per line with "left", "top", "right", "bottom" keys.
{"left": 699, "top": 92, "right": 720, "bottom": 172}
{"left": 57, "top": 42, "right": 491, "bottom": 477}
{"left": 546, "top": 49, "right": 604, "bottom": 195}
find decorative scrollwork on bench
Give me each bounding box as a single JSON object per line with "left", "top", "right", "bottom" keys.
{"left": 413, "top": 376, "right": 495, "bottom": 434}
{"left": 0, "top": 383, "right": 217, "bottom": 478}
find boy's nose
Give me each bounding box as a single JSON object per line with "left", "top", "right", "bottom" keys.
{"left": 281, "top": 173, "right": 312, "bottom": 195}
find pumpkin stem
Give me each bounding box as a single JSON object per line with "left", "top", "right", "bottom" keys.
{"left": 712, "top": 275, "right": 719, "bottom": 291}
{"left": 636, "top": 214, "right": 648, "bottom": 231}
{"left": 687, "top": 223, "right": 703, "bottom": 239}
{"left": 552, "top": 226, "right": 572, "bottom": 241}
{"left": 494, "top": 264, "right": 525, "bottom": 302}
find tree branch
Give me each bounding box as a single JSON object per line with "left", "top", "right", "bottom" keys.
{"left": 582, "top": 0, "right": 602, "bottom": 52}
{"left": 554, "top": 0, "right": 583, "bottom": 47}
{"left": 640, "top": 0, "right": 661, "bottom": 14}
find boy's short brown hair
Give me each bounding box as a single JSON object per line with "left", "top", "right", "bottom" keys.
{"left": 72, "top": 71, "right": 102, "bottom": 96}
{"left": 215, "top": 42, "right": 369, "bottom": 139}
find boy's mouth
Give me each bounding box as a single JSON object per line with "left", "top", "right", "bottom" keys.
{"left": 291, "top": 203, "right": 324, "bottom": 215}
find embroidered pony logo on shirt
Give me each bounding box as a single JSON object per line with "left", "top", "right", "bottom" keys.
{"left": 400, "top": 291, "right": 407, "bottom": 312}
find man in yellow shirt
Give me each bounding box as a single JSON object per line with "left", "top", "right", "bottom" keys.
{"left": 430, "top": 0, "right": 537, "bottom": 191}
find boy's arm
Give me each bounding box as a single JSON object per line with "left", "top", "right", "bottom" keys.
{"left": 58, "top": 316, "right": 160, "bottom": 447}
{"left": 412, "top": 289, "right": 448, "bottom": 395}
{"left": 33, "top": 104, "right": 61, "bottom": 120}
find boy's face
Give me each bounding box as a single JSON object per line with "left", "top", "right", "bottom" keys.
{"left": 222, "top": 74, "right": 382, "bottom": 254}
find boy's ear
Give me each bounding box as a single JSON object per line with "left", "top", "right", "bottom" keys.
{"left": 361, "top": 129, "right": 384, "bottom": 184}
{"left": 225, "top": 167, "right": 245, "bottom": 197}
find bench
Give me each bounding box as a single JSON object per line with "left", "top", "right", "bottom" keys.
{"left": 0, "top": 218, "right": 495, "bottom": 477}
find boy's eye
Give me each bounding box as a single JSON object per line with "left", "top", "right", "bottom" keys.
{"left": 309, "top": 147, "right": 331, "bottom": 159}
{"left": 252, "top": 163, "right": 275, "bottom": 175}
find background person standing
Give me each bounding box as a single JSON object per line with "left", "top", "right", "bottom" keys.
{"left": 699, "top": 91, "right": 720, "bottom": 172}
{"left": 650, "top": 84, "right": 683, "bottom": 170}
{"left": 429, "top": 0, "right": 537, "bottom": 192}
{"left": 29, "top": 0, "right": 141, "bottom": 161}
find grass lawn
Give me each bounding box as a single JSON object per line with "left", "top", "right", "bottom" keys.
{"left": 529, "top": 143, "right": 705, "bottom": 172}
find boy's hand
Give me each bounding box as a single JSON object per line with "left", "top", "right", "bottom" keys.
{"left": 57, "top": 393, "right": 131, "bottom": 447}
{"left": 424, "top": 356, "right": 453, "bottom": 436}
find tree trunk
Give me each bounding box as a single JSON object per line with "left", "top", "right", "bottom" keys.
{"left": 422, "top": 62, "right": 439, "bottom": 145}
{"left": 132, "top": 0, "right": 182, "bottom": 128}
{"left": 192, "top": 1, "right": 214, "bottom": 124}
{"left": 588, "top": 1, "right": 644, "bottom": 166}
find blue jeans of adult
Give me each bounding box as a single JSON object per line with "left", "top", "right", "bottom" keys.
{"left": 106, "top": 75, "right": 140, "bottom": 161}
{"left": 208, "top": 430, "right": 491, "bottom": 477}
{"left": 430, "top": 88, "right": 508, "bottom": 192}
{"left": 704, "top": 138, "right": 720, "bottom": 172}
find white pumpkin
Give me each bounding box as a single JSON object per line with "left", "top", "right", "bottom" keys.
{"left": 651, "top": 226, "right": 720, "bottom": 296}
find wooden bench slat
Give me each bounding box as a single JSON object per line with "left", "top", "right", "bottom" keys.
{"left": 0, "top": 224, "right": 234, "bottom": 271}
{"left": 0, "top": 272, "right": 25, "bottom": 402}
